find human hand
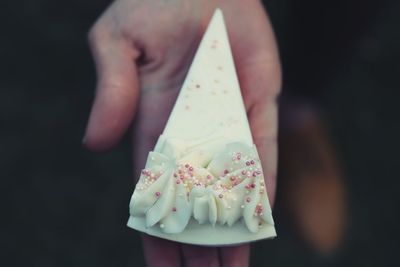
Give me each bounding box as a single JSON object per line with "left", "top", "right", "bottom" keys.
{"left": 84, "top": 0, "right": 281, "bottom": 266}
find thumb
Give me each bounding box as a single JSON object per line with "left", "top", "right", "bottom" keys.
{"left": 240, "top": 59, "right": 281, "bottom": 206}
{"left": 226, "top": 2, "right": 281, "bottom": 205}
{"left": 84, "top": 26, "right": 140, "bottom": 151}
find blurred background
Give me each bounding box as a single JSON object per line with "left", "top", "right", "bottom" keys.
{"left": 2, "top": 0, "right": 399, "bottom": 266}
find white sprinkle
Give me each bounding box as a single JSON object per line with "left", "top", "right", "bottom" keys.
{"left": 160, "top": 224, "right": 164, "bottom": 228}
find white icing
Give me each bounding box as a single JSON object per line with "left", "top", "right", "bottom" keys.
{"left": 129, "top": 140, "right": 274, "bottom": 234}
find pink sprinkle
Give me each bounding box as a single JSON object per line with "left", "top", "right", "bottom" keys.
{"left": 176, "top": 180, "right": 181, "bottom": 184}
{"left": 207, "top": 175, "right": 212, "bottom": 180}
{"left": 237, "top": 154, "right": 241, "bottom": 160}
{"left": 252, "top": 172, "right": 258, "bottom": 177}
{"left": 172, "top": 207, "right": 177, "bottom": 212}
{"left": 185, "top": 164, "right": 189, "bottom": 168}
{"left": 246, "top": 161, "right": 250, "bottom": 166}
{"left": 250, "top": 160, "right": 255, "bottom": 165}
{"left": 173, "top": 173, "right": 177, "bottom": 177}
{"left": 246, "top": 197, "right": 251, "bottom": 203}
{"left": 256, "top": 204, "right": 263, "bottom": 214}
{"left": 250, "top": 183, "right": 256, "bottom": 189}
{"left": 245, "top": 184, "right": 251, "bottom": 189}
{"left": 155, "top": 192, "right": 161, "bottom": 197}
{"left": 180, "top": 175, "right": 184, "bottom": 180}
{"left": 242, "top": 170, "right": 247, "bottom": 175}
{"left": 224, "top": 169, "right": 229, "bottom": 175}
{"left": 230, "top": 176, "right": 236, "bottom": 181}
{"left": 189, "top": 166, "right": 194, "bottom": 171}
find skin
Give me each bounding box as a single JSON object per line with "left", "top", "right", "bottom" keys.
{"left": 84, "top": 0, "right": 281, "bottom": 266}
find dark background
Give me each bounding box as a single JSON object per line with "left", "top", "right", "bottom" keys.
{"left": 2, "top": 0, "right": 399, "bottom": 266}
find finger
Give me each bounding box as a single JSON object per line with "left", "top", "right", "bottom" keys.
{"left": 244, "top": 61, "right": 280, "bottom": 206}
{"left": 181, "top": 244, "right": 220, "bottom": 267}
{"left": 248, "top": 93, "right": 279, "bottom": 206}
{"left": 219, "top": 244, "right": 250, "bottom": 267}
{"left": 84, "top": 23, "right": 141, "bottom": 151}
{"left": 224, "top": 2, "right": 281, "bottom": 205}
{"left": 142, "top": 234, "right": 182, "bottom": 267}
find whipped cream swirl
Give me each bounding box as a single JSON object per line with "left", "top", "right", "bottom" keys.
{"left": 129, "top": 141, "right": 274, "bottom": 234}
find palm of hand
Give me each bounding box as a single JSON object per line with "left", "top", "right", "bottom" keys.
{"left": 85, "top": 0, "right": 281, "bottom": 266}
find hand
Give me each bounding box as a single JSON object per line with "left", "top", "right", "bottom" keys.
{"left": 84, "top": 0, "right": 281, "bottom": 266}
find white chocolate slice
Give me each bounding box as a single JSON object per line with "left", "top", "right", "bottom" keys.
{"left": 127, "top": 8, "right": 276, "bottom": 245}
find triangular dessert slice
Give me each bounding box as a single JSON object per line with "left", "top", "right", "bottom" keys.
{"left": 127, "top": 8, "right": 276, "bottom": 245}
